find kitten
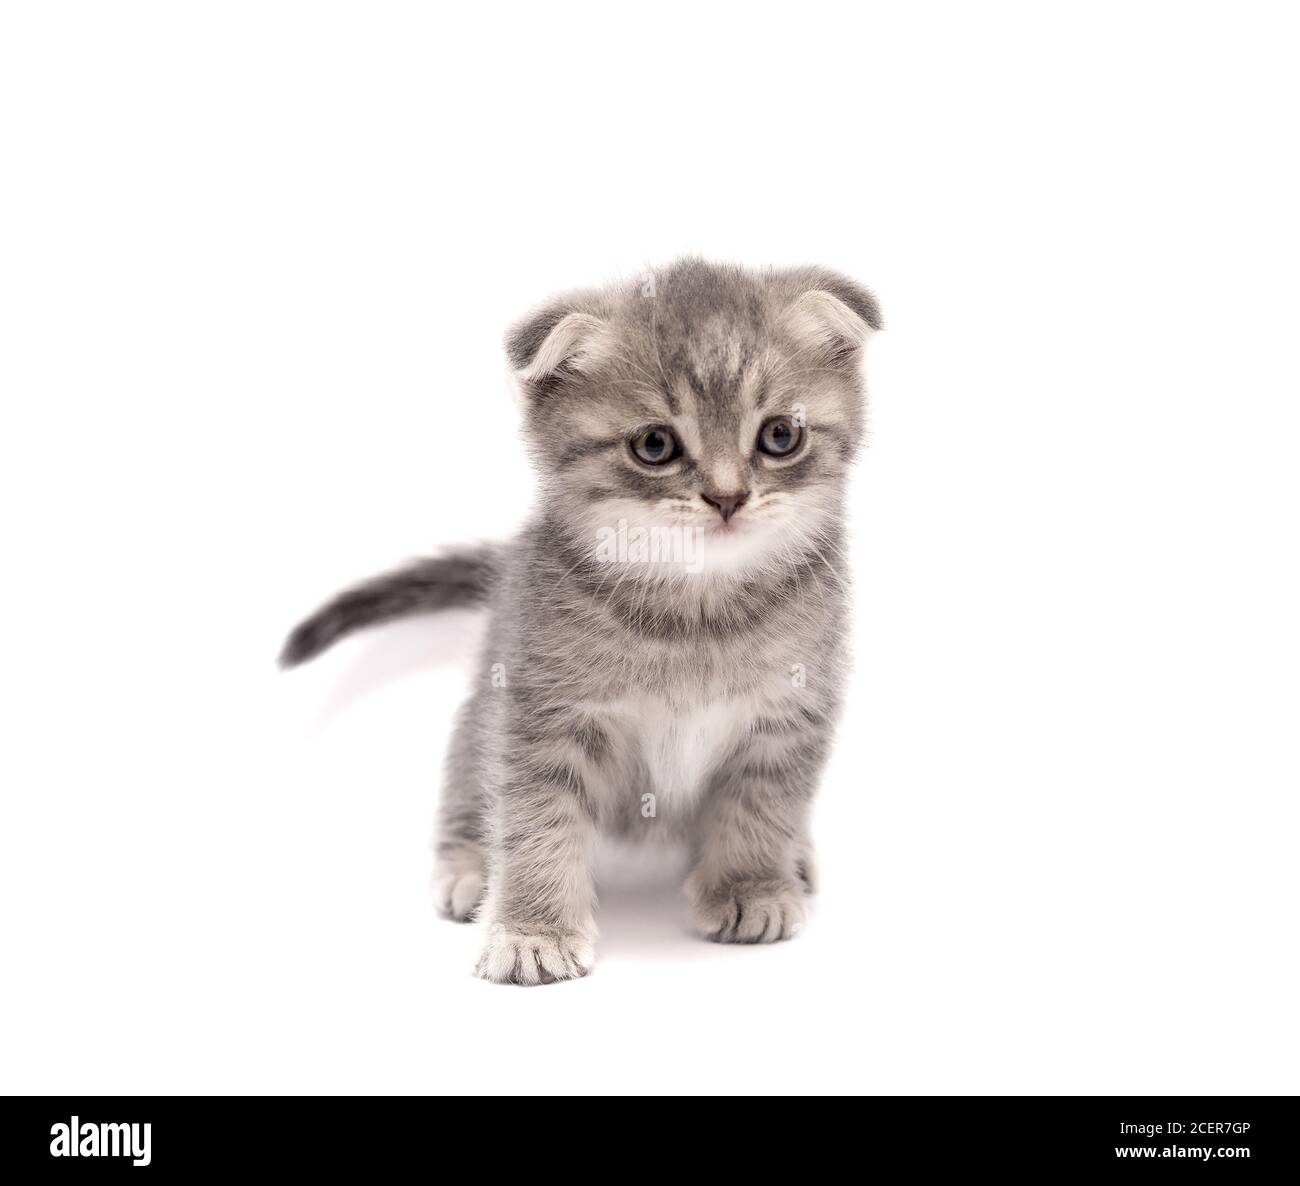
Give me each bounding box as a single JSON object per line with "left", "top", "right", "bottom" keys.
{"left": 282, "top": 258, "right": 881, "bottom": 984}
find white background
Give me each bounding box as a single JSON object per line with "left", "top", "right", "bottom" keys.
{"left": 2, "top": 2, "right": 1297, "bottom": 1095}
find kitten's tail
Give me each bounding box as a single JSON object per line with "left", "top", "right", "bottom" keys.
{"left": 279, "top": 544, "right": 502, "bottom": 668}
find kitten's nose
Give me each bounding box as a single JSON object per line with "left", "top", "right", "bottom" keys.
{"left": 701, "top": 490, "right": 749, "bottom": 523}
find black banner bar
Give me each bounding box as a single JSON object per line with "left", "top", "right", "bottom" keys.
{"left": 4, "top": 1095, "right": 1295, "bottom": 1173}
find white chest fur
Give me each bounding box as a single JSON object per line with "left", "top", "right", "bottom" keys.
{"left": 618, "top": 694, "right": 747, "bottom": 811}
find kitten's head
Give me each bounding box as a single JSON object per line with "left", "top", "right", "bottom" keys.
{"left": 507, "top": 259, "right": 880, "bottom": 579}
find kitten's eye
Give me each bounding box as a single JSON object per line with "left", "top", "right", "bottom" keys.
{"left": 630, "top": 425, "right": 680, "bottom": 466}
{"left": 757, "top": 415, "right": 803, "bottom": 457}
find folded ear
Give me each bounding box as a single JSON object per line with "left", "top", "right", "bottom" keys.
{"left": 780, "top": 270, "right": 882, "bottom": 365}
{"left": 506, "top": 298, "right": 610, "bottom": 393}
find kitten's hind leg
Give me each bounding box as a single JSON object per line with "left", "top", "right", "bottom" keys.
{"left": 433, "top": 842, "right": 486, "bottom": 922}
{"left": 432, "top": 698, "right": 488, "bottom": 922}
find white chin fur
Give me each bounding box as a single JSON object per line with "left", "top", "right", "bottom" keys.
{"left": 690, "top": 521, "right": 786, "bottom": 574}
{"left": 581, "top": 495, "right": 823, "bottom": 581}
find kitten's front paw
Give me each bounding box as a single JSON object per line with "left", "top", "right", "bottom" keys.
{"left": 688, "top": 877, "right": 808, "bottom": 944}
{"left": 474, "top": 926, "right": 595, "bottom": 986}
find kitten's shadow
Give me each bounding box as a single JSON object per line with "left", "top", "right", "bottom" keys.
{"left": 593, "top": 856, "right": 718, "bottom": 960}
{"left": 595, "top": 879, "right": 699, "bottom": 956}
{"left": 313, "top": 609, "right": 485, "bottom": 725}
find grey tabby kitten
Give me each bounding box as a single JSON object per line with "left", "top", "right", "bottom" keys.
{"left": 282, "top": 258, "right": 881, "bottom": 985}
